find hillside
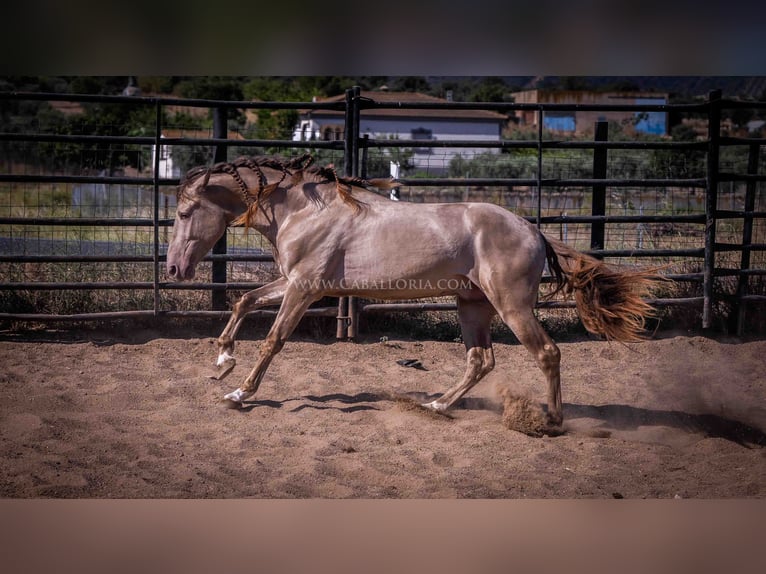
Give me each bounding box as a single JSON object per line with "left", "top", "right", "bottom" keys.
{"left": 426, "top": 76, "right": 766, "bottom": 100}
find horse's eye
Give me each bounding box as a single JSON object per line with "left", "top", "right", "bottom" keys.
{"left": 178, "top": 210, "right": 191, "bottom": 220}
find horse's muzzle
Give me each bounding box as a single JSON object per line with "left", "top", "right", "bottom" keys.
{"left": 167, "top": 263, "right": 196, "bottom": 281}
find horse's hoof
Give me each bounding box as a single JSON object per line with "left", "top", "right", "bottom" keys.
{"left": 219, "top": 398, "right": 242, "bottom": 410}
{"left": 547, "top": 413, "right": 563, "bottom": 427}
{"left": 421, "top": 400, "right": 447, "bottom": 412}
{"left": 208, "top": 358, "right": 236, "bottom": 381}
{"left": 224, "top": 388, "right": 253, "bottom": 403}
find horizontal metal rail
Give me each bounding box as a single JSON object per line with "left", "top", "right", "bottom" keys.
{"left": 0, "top": 131, "right": 344, "bottom": 151}
{"left": 359, "top": 99, "right": 710, "bottom": 113}
{"left": 2, "top": 91, "right": 346, "bottom": 111}
{"left": 531, "top": 214, "right": 706, "bottom": 224}
{"left": 0, "top": 281, "right": 271, "bottom": 291}
{"left": 0, "top": 253, "right": 274, "bottom": 263}
{"left": 0, "top": 306, "right": 338, "bottom": 322}
{"left": 398, "top": 177, "right": 707, "bottom": 188}
{"left": 361, "top": 296, "right": 704, "bottom": 315}
{"left": 0, "top": 216, "right": 172, "bottom": 226}
{"left": 363, "top": 137, "right": 708, "bottom": 151}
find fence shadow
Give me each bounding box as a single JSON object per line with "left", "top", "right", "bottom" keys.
{"left": 564, "top": 402, "right": 766, "bottom": 447}
{"left": 239, "top": 392, "right": 385, "bottom": 414}
{"left": 239, "top": 390, "right": 765, "bottom": 447}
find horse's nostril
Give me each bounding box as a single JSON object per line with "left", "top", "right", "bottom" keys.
{"left": 168, "top": 265, "right": 178, "bottom": 278}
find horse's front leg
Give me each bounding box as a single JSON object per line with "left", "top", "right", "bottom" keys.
{"left": 212, "top": 277, "right": 288, "bottom": 380}
{"left": 223, "top": 285, "right": 318, "bottom": 406}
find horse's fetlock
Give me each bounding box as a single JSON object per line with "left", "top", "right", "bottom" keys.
{"left": 481, "top": 353, "right": 496, "bottom": 376}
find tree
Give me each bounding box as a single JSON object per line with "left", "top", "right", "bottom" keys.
{"left": 176, "top": 76, "right": 246, "bottom": 128}
{"left": 469, "top": 77, "right": 511, "bottom": 102}
{"left": 390, "top": 76, "right": 430, "bottom": 93}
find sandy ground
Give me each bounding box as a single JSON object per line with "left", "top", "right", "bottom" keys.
{"left": 1, "top": 324, "right": 764, "bottom": 498}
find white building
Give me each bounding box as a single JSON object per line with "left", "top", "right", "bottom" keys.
{"left": 293, "top": 90, "right": 508, "bottom": 173}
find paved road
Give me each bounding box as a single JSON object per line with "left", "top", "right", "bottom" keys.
{"left": 0, "top": 237, "right": 270, "bottom": 258}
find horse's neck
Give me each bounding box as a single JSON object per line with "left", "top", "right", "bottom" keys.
{"left": 238, "top": 171, "right": 322, "bottom": 241}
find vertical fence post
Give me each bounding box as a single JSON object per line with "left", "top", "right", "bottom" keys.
{"left": 536, "top": 105, "right": 543, "bottom": 228}
{"left": 211, "top": 107, "right": 228, "bottom": 311}
{"left": 335, "top": 296, "right": 349, "bottom": 340}
{"left": 360, "top": 134, "right": 369, "bottom": 179}
{"left": 337, "top": 88, "right": 355, "bottom": 339}
{"left": 347, "top": 87, "right": 362, "bottom": 338}
{"left": 591, "top": 121, "right": 608, "bottom": 258}
{"left": 703, "top": 90, "right": 722, "bottom": 330}
{"left": 735, "top": 142, "right": 759, "bottom": 335}
{"left": 152, "top": 101, "right": 162, "bottom": 316}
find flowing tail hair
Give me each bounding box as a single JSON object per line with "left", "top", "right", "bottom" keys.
{"left": 542, "top": 235, "right": 667, "bottom": 342}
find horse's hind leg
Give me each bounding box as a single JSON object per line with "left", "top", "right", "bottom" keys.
{"left": 424, "top": 296, "right": 496, "bottom": 411}
{"left": 213, "top": 277, "right": 288, "bottom": 380}
{"left": 498, "top": 307, "right": 562, "bottom": 425}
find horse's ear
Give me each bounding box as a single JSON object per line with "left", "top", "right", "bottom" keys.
{"left": 201, "top": 169, "right": 212, "bottom": 189}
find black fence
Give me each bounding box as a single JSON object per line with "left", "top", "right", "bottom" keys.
{"left": 1, "top": 87, "right": 764, "bottom": 335}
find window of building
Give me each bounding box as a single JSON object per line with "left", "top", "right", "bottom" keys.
{"left": 543, "top": 112, "right": 576, "bottom": 132}
{"left": 411, "top": 127, "right": 433, "bottom": 154}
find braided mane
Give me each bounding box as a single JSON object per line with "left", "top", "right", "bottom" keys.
{"left": 177, "top": 154, "right": 400, "bottom": 231}
{"left": 178, "top": 153, "right": 399, "bottom": 228}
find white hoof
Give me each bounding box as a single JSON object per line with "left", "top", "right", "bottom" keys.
{"left": 216, "top": 351, "right": 235, "bottom": 367}
{"left": 224, "top": 388, "right": 253, "bottom": 403}
{"left": 422, "top": 400, "right": 448, "bottom": 412}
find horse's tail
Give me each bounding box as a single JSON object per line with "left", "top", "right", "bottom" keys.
{"left": 541, "top": 235, "right": 666, "bottom": 342}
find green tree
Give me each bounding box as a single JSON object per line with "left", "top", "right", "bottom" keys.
{"left": 469, "top": 77, "right": 512, "bottom": 102}
{"left": 176, "top": 76, "right": 246, "bottom": 128}
{"left": 390, "top": 76, "right": 430, "bottom": 93}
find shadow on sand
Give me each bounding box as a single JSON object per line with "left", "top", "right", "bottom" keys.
{"left": 240, "top": 391, "right": 766, "bottom": 448}
{"left": 563, "top": 402, "right": 766, "bottom": 448}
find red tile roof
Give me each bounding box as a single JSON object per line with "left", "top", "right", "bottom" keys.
{"left": 305, "top": 91, "right": 507, "bottom": 121}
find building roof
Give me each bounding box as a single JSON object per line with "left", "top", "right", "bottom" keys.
{"left": 510, "top": 89, "right": 669, "bottom": 104}
{"left": 304, "top": 90, "right": 508, "bottom": 122}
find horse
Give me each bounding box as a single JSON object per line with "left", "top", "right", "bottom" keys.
{"left": 166, "top": 153, "right": 662, "bottom": 426}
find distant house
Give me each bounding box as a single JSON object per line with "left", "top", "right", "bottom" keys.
{"left": 510, "top": 89, "right": 669, "bottom": 136}
{"left": 293, "top": 90, "right": 508, "bottom": 173}
{"left": 747, "top": 119, "right": 766, "bottom": 134}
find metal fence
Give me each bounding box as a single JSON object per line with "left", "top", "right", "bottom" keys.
{"left": 1, "top": 87, "right": 764, "bottom": 335}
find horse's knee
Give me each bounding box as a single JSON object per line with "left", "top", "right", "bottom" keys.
{"left": 232, "top": 297, "right": 250, "bottom": 315}
{"left": 537, "top": 343, "right": 560, "bottom": 370}
{"left": 260, "top": 335, "right": 285, "bottom": 357}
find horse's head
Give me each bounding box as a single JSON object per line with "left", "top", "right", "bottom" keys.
{"left": 166, "top": 168, "right": 238, "bottom": 281}
{"left": 166, "top": 153, "right": 354, "bottom": 281}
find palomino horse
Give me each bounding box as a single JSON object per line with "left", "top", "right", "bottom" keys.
{"left": 166, "top": 154, "right": 661, "bottom": 425}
